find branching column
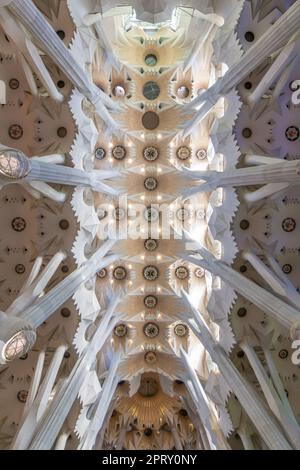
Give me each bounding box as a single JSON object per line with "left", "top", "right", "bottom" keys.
{"left": 182, "top": 0, "right": 300, "bottom": 134}
{"left": 0, "top": 149, "right": 120, "bottom": 195}
{"left": 4, "top": 0, "right": 118, "bottom": 128}
{"left": 185, "top": 249, "right": 300, "bottom": 335}
{"left": 27, "top": 299, "right": 120, "bottom": 450}
{"left": 182, "top": 291, "right": 293, "bottom": 450}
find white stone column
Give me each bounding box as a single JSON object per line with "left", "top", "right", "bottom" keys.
{"left": 183, "top": 0, "right": 300, "bottom": 133}
{"left": 244, "top": 183, "right": 290, "bottom": 202}
{"left": 248, "top": 39, "right": 300, "bottom": 106}
{"left": 180, "top": 348, "right": 222, "bottom": 450}
{"left": 84, "top": 14, "right": 122, "bottom": 72}
{"left": 244, "top": 154, "right": 282, "bottom": 166}
{"left": 182, "top": 22, "right": 218, "bottom": 73}
{"left": 242, "top": 250, "right": 300, "bottom": 309}
{"left": 182, "top": 161, "right": 300, "bottom": 198}
{"left": 184, "top": 248, "right": 300, "bottom": 336}
{"left": 182, "top": 291, "right": 293, "bottom": 450}
{"left": 54, "top": 432, "right": 71, "bottom": 450}
{"left": 20, "top": 242, "right": 118, "bottom": 328}
{"left": 0, "top": 240, "right": 117, "bottom": 358}
{"left": 5, "top": 0, "right": 119, "bottom": 129}
{"left": 78, "top": 350, "right": 123, "bottom": 450}
{"left": 27, "top": 306, "right": 119, "bottom": 450}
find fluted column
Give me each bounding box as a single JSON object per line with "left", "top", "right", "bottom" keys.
{"left": 182, "top": 22, "right": 218, "bottom": 73}
{"left": 242, "top": 250, "right": 300, "bottom": 309}
{"left": 78, "top": 349, "right": 122, "bottom": 450}
{"left": 54, "top": 432, "right": 71, "bottom": 450}
{"left": 184, "top": 248, "right": 300, "bottom": 335}
{"left": 12, "top": 344, "right": 68, "bottom": 449}
{"left": 20, "top": 240, "right": 118, "bottom": 328}
{"left": 84, "top": 14, "right": 122, "bottom": 72}
{"left": 182, "top": 161, "right": 300, "bottom": 198}
{"left": 5, "top": 0, "right": 118, "bottom": 129}
{"left": 182, "top": 291, "right": 293, "bottom": 450}
{"left": 180, "top": 348, "right": 222, "bottom": 450}
{"left": 240, "top": 337, "right": 300, "bottom": 448}
{"left": 0, "top": 149, "right": 120, "bottom": 195}
{"left": 182, "top": 0, "right": 300, "bottom": 134}
{"left": 27, "top": 301, "right": 119, "bottom": 450}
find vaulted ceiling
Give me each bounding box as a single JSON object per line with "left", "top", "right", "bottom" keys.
{"left": 0, "top": 0, "right": 299, "bottom": 451}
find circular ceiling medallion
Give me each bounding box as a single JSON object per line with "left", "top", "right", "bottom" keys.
{"left": 144, "top": 351, "right": 157, "bottom": 364}
{"left": 242, "top": 128, "right": 252, "bottom": 139}
{"left": 175, "top": 266, "right": 189, "bottom": 280}
{"left": 0, "top": 150, "right": 31, "bottom": 179}
{"left": 15, "top": 264, "right": 25, "bottom": 274}
{"left": 144, "top": 176, "right": 158, "bottom": 191}
{"left": 144, "top": 238, "right": 158, "bottom": 252}
{"left": 112, "top": 145, "right": 126, "bottom": 160}
{"left": 95, "top": 147, "right": 106, "bottom": 160}
{"left": 237, "top": 307, "right": 247, "bottom": 318}
{"left": 8, "top": 124, "right": 23, "bottom": 140}
{"left": 195, "top": 267, "right": 204, "bottom": 279}
{"left": 176, "top": 146, "right": 191, "bottom": 161}
{"left": 144, "top": 322, "right": 160, "bottom": 338}
{"left": 145, "top": 54, "right": 158, "bottom": 67}
{"left": 144, "top": 206, "right": 159, "bottom": 222}
{"left": 3, "top": 330, "right": 36, "bottom": 362}
{"left": 114, "top": 324, "right": 128, "bottom": 337}
{"left": 9, "top": 78, "right": 19, "bottom": 90}
{"left": 113, "top": 85, "right": 125, "bottom": 98}
{"left": 240, "top": 219, "right": 250, "bottom": 230}
{"left": 143, "top": 265, "right": 159, "bottom": 281}
{"left": 113, "top": 266, "right": 127, "bottom": 280}
{"left": 176, "top": 207, "right": 189, "bottom": 222}
{"left": 143, "top": 146, "right": 159, "bottom": 161}
{"left": 12, "top": 217, "right": 26, "bottom": 232}
{"left": 174, "top": 323, "right": 188, "bottom": 337}
{"left": 144, "top": 295, "right": 158, "bottom": 308}
{"left": 285, "top": 126, "right": 299, "bottom": 142}
{"left": 59, "top": 219, "right": 69, "bottom": 230}
{"left": 282, "top": 264, "right": 292, "bottom": 274}
{"left": 97, "top": 268, "right": 107, "bottom": 279}
{"left": 139, "top": 377, "right": 159, "bottom": 397}
{"left": 244, "top": 31, "right": 255, "bottom": 42}
{"left": 142, "top": 111, "right": 160, "bottom": 130}
{"left": 196, "top": 148, "right": 207, "bottom": 160}
{"left": 177, "top": 86, "right": 189, "bottom": 99}
{"left": 61, "top": 308, "right": 71, "bottom": 318}
{"left": 282, "top": 217, "right": 296, "bottom": 233}
{"left": 143, "top": 81, "right": 160, "bottom": 101}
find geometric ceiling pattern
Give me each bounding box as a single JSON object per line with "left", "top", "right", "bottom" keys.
{"left": 0, "top": 0, "right": 300, "bottom": 450}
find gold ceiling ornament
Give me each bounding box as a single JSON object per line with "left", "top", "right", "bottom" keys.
{"left": 176, "top": 146, "right": 191, "bottom": 161}
{"left": 116, "top": 380, "right": 181, "bottom": 429}
{"left": 143, "top": 146, "right": 159, "bottom": 161}
{"left": 112, "top": 145, "right": 126, "bottom": 160}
